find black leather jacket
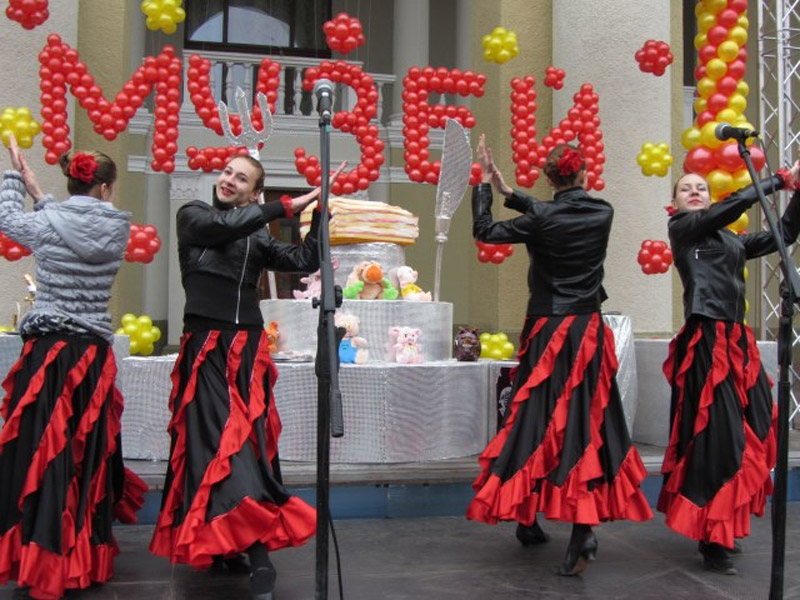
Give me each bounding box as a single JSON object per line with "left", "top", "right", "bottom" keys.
{"left": 472, "top": 183, "right": 612, "bottom": 316}
{"left": 670, "top": 175, "right": 800, "bottom": 323}
{"left": 177, "top": 199, "right": 321, "bottom": 327}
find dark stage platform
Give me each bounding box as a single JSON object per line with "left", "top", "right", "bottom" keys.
{"left": 1, "top": 504, "right": 798, "bottom": 599}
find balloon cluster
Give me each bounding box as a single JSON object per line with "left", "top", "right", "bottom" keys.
{"left": 481, "top": 27, "right": 519, "bottom": 64}
{"left": 476, "top": 240, "right": 514, "bottom": 264}
{"left": 38, "top": 35, "right": 182, "bottom": 172}
{"left": 0, "top": 233, "right": 31, "bottom": 261}
{"left": 5, "top": 0, "right": 48, "bottom": 30}
{"left": 637, "top": 240, "right": 672, "bottom": 275}
{"left": 323, "top": 12, "right": 365, "bottom": 54}
{"left": 125, "top": 223, "right": 162, "bottom": 263}
{"left": 636, "top": 142, "right": 673, "bottom": 177}
{"left": 634, "top": 40, "right": 674, "bottom": 76}
{"left": 479, "top": 331, "right": 515, "bottom": 360}
{"left": 141, "top": 0, "right": 186, "bottom": 34}
{"left": 297, "top": 60, "right": 384, "bottom": 194}
{"left": 401, "top": 66, "right": 484, "bottom": 185}
{"left": 0, "top": 107, "right": 41, "bottom": 149}
{"left": 682, "top": 0, "right": 756, "bottom": 202}
{"left": 510, "top": 78, "right": 605, "bottom": 190}
{"left": 544, "top": 66, "right": 565, "bottom": 90}
{"left": 116, "top": 313, "right": 161, "bottom": 356}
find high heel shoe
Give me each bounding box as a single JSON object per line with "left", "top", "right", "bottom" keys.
{"left": 698, "top": 541, "right": 737, "bottom": 575}
{"left": 250, "top": 565, "right": 277, "bottom": 600}
{"left": 516, "top": 522, "right": 550, "bottom": 546}
{"left": 557, "top": 527, "right": 596, "bottom": 576}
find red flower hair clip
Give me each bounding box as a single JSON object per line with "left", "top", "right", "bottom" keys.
{"left": 69, "top": 153, "right": 98, "bottom": 184}
{"left": 556, "top": 148, "right": 584, "bottom": 176}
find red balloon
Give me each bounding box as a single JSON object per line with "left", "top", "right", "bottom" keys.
{"left": 684, "top": 146, "right": 715, "bottom": 175}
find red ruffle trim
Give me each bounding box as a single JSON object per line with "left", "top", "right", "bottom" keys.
{"left": 150, "top": 330, "right": 314, "bottom": 566}
{"left": 467, "top": 314, "right": 652, "bottom": 525}
{"left": 0, "top": 521, "right": 119, "bottom": 600}
{"left": 659, "top": 321, "right": 777, "bottom": 547}
{"left": 114, "top": 468, "right": 148, "bottom": 525}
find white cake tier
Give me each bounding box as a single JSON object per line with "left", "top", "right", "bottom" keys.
{"left": 260, "top": 299, "right": 454, "bottom": 362}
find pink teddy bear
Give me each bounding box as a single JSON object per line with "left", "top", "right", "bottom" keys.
{"left": 388, "top": 326, "right": 424, "bottom": 364}
{"left": 293, "top": 258, "right": 338, "bottom": 300}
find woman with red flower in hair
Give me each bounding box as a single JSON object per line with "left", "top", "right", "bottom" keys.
{"left": 466, "top": 136, "right": 652, "bottom": 576}
{"left": 0, "top": 136, "right": 145, "bottom": 599}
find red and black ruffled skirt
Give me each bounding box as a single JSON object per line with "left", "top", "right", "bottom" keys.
{"left": 149, "top": 328, "right": 316, "bottom": 567}
{"left": 658, "top": 317, "right": 776, "bottom": 548}
{"left": 0, "top": 333, "right": 146, "bottom": 600}
{"left": 467, "top": 312, "right": 652, "bottom": 526}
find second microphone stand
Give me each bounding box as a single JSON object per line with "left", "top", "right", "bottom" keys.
{"left": 313, "top": 110, "right": 345, "bottom": 600}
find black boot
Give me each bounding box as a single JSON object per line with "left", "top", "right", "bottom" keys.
{"left": 698, "top": 541, "right": 737, "bottom": 575}
{"left": 516, "top": 521, "right": 550, "bottom": 546}
{"left": 248, "top": 542, "right": 277, "bottom": 599}
{"left": 556, "top": 524, "right": 597, "bottom": 576}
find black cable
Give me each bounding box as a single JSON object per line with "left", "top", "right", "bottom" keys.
{"left": 329, "top": 506, "right": 345, "bottom": 599}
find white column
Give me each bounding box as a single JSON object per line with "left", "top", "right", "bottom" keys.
{"left": 553, "top": 1, "right": 673, "bottom": 334}
{"left": 390, "top": 0, "right": 430, "bottom": 124}
{"left": 455, "top": 0, "right": 472, "bottom": 107}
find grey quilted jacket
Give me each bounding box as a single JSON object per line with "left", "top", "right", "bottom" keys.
{"left": 0, "top": 170, "right": 130, "bottom": 341}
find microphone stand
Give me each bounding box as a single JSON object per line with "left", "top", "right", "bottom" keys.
{"left": 313, "top": 107, "right": 345, "bottom": 600}
{"left": 735, "top": 139, "right": 800, "bottom": 600}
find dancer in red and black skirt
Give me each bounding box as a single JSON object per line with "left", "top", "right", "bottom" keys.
{"left": 0, "top": 137, "right": 146, "bottom": 599}
{"left": 466, "top": 136, "right": 652, "bottom": 576}
{"left": 149, "top": 155, "right": 344, "bottom": 599}
{"left": 660, "top": 163, "right": 800, "bottom": 574}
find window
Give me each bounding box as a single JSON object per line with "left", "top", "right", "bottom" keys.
{"left": 184, "top": 0, "right": 332, "bottom": 57}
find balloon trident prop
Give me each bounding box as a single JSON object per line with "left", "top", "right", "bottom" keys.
{"left": 217, "top": 87, "right": 279, "bottom": 297}
{"left": 433, "top": 118, "right": 472, "bottom": 301}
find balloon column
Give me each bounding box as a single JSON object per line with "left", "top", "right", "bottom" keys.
{"left": 476, "top": 240, "right": 514, "bottom": 264}
{"left": 125, "top": 224, "right": 162, "bottom": 264}
{"left": 116, "top": 313, "right": 161, "bottom": 356}
{"left": 544, "top": 66, "right": 565, "bottom": 90}
{"left": 634, "top": 40, "right": 674, "bottom": 76}
{"left": 323, "top": 13, "right": 365, "bottom": 54}
{"left": 479, "top": 331, "right": 515, "bottom": 360}
{"left": 636, "top": 142, "right": 673, "bottom": 177}
{"left": 0, "top": 107, "right": 41, "bottom": 149}
{"left": 0, "top": 233, "right": 31, "bottom": 261}
{"left": 38, "top": 35, "right": 182, "bottom": 172}
{"left": 682, "top": 0, "right": 760, "bottom": 220}
{"left": 141, "top": 0, "right": 186, "bottom": 35}
{"left": 481, "top": 27, "right": 519, "bottom": 64}
{"left": 637, "top": 240, "right": 672, "bottom": 275}
{"left": 5, "top": 0, "right": 49, "bottom": 30}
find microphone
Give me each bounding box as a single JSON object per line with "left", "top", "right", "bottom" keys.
{"left": 714, "top": 122, "right": 759, "bottom": 142}
{"left": 313, "top": 78, "right": 334, "bottom": 124}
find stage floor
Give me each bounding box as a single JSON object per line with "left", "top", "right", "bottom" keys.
{"left": 1, "top": 504, "right": 797, "bottom": 599}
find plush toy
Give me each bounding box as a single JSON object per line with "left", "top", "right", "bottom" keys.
{"left": 343, "top": 260, "right": 399, "bottom": 300}
{"left": 293, "top": 258, "right": 338, "bottom": 300}
{"left": 335, "top": 313, "right": 369, "bottom": 364}
{"left": 454, "top": 326, "right": 480, "bottom": 361}
{"left": 388, "top": 326, "right": 424, "bottom": 364}
{"left": 265, "top": 321, "right": 280, "bottom": 353}
{"left": 389, "top": 265, "right": 432, "bottom": 301}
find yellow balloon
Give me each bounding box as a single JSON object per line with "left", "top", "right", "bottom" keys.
{"left": 115, "top": 327, "right": 125, "bottom": 336}
{"left": 694, "top": 33, "right": 708, "bottom": 51}
{"left": 123, "top": 323, "right": 138, "bottom": 337}
{"left": 728, "top": 94, "right": 747, "bottom": 114}
{"left": 489, "top": 334, "right": 501, "bottom": 346}
{"left": 140, "top": 343, "right": 155, "bottom": 356}
{"left": 743, "top": 266, "right": 749, "bottom": 280}
{"left": 479, "top": 332, "right": 491, "bottom": 343}
{"left": 733, "top": 168, "right": 752, "bottom": 189}
{"left": 706, "top": 58, "right": 727, "bottom": 80}
{"left": 700, "top": 121, "right": 723, "bottom": 149}
{"left": 496, "top": 332, "right": 508, "bottom": 343}
{"left": 693, "top": 97, "right": 708, "bottom": 114}
{"left": 489, "top": 348, "right": 504, "bottom": 360}
{"left": 707, "top": 169, "right": 735, "bottom": 196}
{"left": 737, "top": 16, "right": 749, "bottom": 29}
{"left": 707, "top": 0, "right": 727, "bottom": 14}
{"left": 727, "top": 211, "right": 749, "bottom": 233}
{"left": 681, "top": 127, "right": 701, "bottom": 150}
{"left": 744, "top": 299, "right": 750, "bottom": 313}
{"left": 151, "top": 326, "right": 162, "bottom": 342}
{"left": 698, "top": 13, "right": 716, "bottom": 33}
{"left": 716, "top": 109, "right": 739, "bottom": 124}
{"left": 728, "top": 26, "right": 748, "bottom": 46}
{"left": 717, "top": 40, "right": 740, "bottom": 63}
{"left": 139, "top": 330, "right": 155, "bottom": 345}
{"left": 137, "top": 315, "right": 153, "bottom": 329}
{"left": 129, "top": 339, "right": 140, "bottom": 355}
{"left": 697, "top": 77, "right": 716, "bottom": 98}
{"left": 121, "top": 313, "right": 137, "bottom": 326}
{"left": 736, "top": 80, "right": 749, "bottom": 96}
{"left": 501, "top": 342, "right": 515, "bottom": 359}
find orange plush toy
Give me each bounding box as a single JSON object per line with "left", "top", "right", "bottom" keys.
{"left": 342, "top": 261, "right": 399, "bottom": 300}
